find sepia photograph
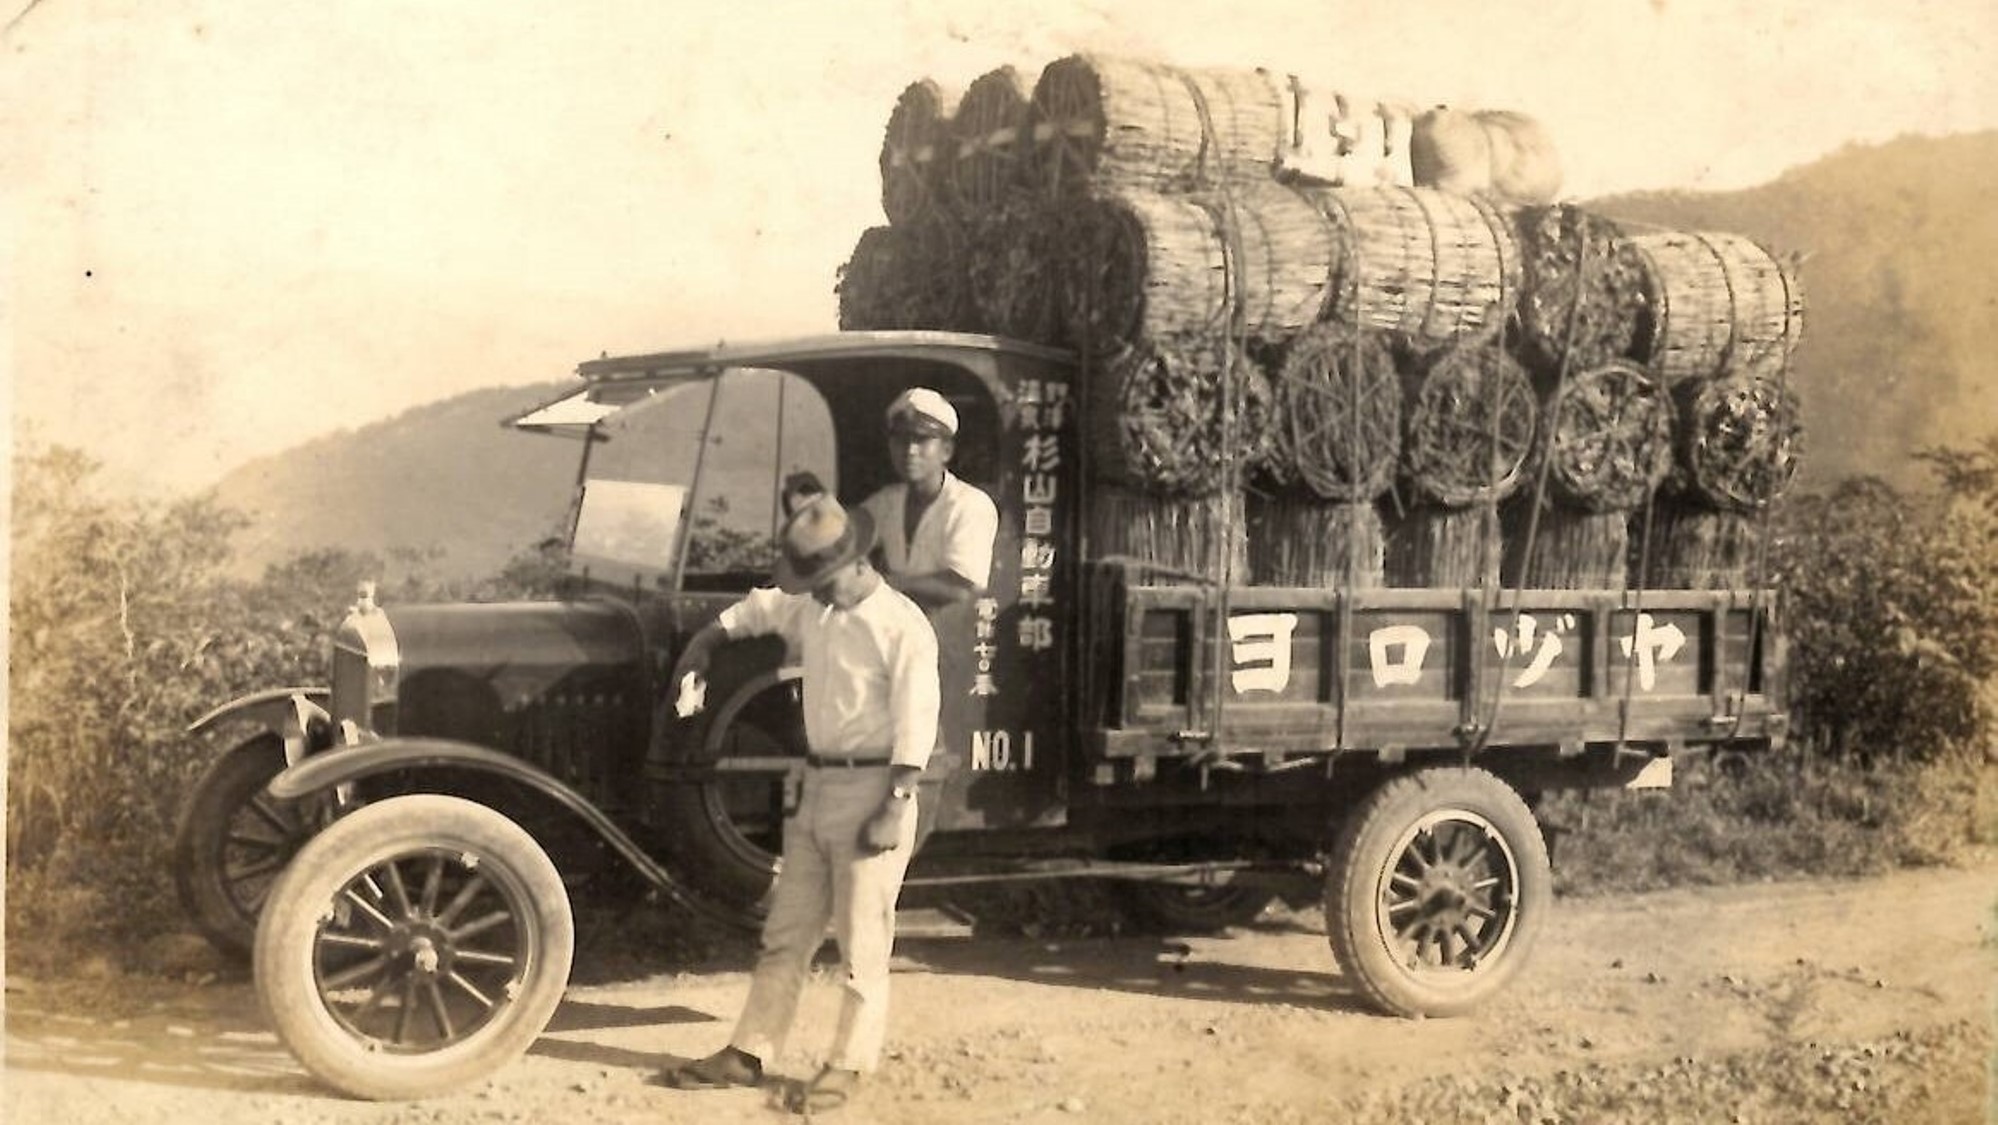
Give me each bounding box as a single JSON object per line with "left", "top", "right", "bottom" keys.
{"left": 5, "top": 2, "right": 1994, "bottom": 1121}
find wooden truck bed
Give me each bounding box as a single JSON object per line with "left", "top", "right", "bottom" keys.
{"left": 1089, "top": 579, "right": 1786, "bottom": 761}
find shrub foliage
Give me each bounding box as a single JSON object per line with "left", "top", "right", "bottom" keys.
{"left": 1767, "top": 435, "right": 1998, "bottom": 763}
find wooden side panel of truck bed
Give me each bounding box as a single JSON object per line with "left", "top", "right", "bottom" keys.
{"left": 1090, "top": 577, "right": 1787, "bottom": 759}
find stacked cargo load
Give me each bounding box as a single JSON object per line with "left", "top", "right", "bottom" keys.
{"left": 837, "top": 53, "right": 1806, "bottom": 592}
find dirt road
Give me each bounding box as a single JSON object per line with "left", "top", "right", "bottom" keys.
{"left": 7, "top": 866, "right": 1993, "bottom": 1124}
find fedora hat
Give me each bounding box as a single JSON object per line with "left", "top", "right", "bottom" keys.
{"left": 773, "top": 494, "right": 877, "bottom": 594}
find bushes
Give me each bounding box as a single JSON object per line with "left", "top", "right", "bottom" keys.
{"left": 4, "top": 448, "right": 565, "bottom": 950}
{"left": 1767, "top": 435, "right": 1998, "bottom": 763}
{"left": 1542, "top": 746, "right": 1992, "bottom": 897}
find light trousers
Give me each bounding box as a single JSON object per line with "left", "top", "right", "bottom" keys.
{"left": 729, "top": 766, "right": 918, "bottom": 1072}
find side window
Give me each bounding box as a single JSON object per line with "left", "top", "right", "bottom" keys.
{"left": 589, "top": 369, "right": 835, "bottom": 576}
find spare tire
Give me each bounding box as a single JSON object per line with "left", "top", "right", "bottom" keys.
{"left": 653, "top": 672, "right": 808, "bottom": 926}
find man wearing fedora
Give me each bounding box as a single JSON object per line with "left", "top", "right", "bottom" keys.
{"left": 858, "top": 387, "right": 999, "bottom": 611}
{"left": 659, "top": 492, "right": 939, "bottom": 1116}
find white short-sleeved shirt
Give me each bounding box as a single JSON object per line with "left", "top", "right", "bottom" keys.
{"left": 860, "top": 471, "right": 999, "bottom": 590}
{"left": 717, "top": 583, "right": 940, "bottom": 769}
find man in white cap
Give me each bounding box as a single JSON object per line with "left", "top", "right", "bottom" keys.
{"left": 659, "top": 494, "right": 939, "bottom": 1116}
{"left": 859, "top": 387, "right": 999, "bottom": 611}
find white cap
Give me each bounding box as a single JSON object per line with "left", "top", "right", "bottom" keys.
{"left": 886, "top": 387, "right": 958, "bottom": 438}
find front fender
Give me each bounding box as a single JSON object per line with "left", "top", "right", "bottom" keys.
{"left": 267, "top": 738, "right": 749, "bottom": 931}
{"left": 189, "top": 687, "right": 333, "bottom": 768}
{"left": 186, "top": 687, "right": 330, "bottom": 737}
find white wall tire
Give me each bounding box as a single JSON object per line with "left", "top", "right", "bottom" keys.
{"left": 253, "top": 794, "right": 574, "bottom": 1100}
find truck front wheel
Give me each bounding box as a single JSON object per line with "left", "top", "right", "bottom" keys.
{"left": 253, "top": 795, "right": 574, "bottom": 1100}
{"left": 173, "top": 733, "right": 310, "bottom": 959}
{"left": 1325, "top": 766, "right": 1551, "bottom": 1018}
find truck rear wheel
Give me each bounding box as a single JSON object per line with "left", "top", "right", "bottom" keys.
{"left": 1324, "top": 766, "right": 1550, "bottom": 1018}
{"left": 253, "top": 794, "right": 573, "bottom": 1100}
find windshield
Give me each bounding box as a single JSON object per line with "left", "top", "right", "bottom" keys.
{"left": 565, "top": 368, "right": 835, "bottom": 589}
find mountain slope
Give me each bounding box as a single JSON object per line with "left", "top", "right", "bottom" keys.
{"left": 212, "top": 383, "right": 579, "bottom": 580}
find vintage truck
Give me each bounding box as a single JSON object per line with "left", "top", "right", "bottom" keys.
{"left": 174, "top": 330, "right": 1787, "bottom": 1099}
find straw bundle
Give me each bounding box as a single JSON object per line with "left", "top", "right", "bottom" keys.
{"left": 836, "top": 221, "right": 974, "bottom": 331}
{"left": 1061, "top": 191, "right": 1227, "bottom": 356}
{"left": 1060, "top": 184, "right": 1339, "bottom": 357}
{"left": 1386, "top": 504, "right": 1502, "bottom": 587}
{"left": 1515, "top": 204, "right": 1650, "bottom": 376}
{"left": 1501, "top": 499, "right": 1628, "bottom": 590}
{"left": 1676, "top": 374, "right": 1805, "bottom": 511}
{"left": 1628, "top": 231, "right": 1805, "bottom": 383}
{"left": 1637, "top": 503, "right": 1761, "bottom": 589}
{"left": 1085, "top": 333, "right": 1275, "bottom": 498}
{"left": 1536, "top": 361, "right": 1675, "bottom": 512}
{"left": 1408, "top": 108, "right": 1564, "bottom": 205}
{"left": 966, "top": 197, "right": 1066, "bottom": 345}
{"left": 1298, "top": 185, "right": 1521, "bottom": 349}
{"left": 950, "top": 66, "right": 1037, "bottom": 215}
{"left": 1263, "top": 322, "right": 1402, "bottom": 501}
{"left": 1031, "top": 55, "right": 1285, "bottom": 200}
{"left": 880, "top": 80, "right": 959, "bottom": 226}
{"left": 1245, "top": 492, "right": 1384, "bottom": 587}
{"left": 1089, "top": 485, "right": 1249, "bottom": 583}
{"left": 1190, "top": 181, "right": 1343, "bottom": 341}
{"left": 1403, "top": 340, "right": 1537, "bottom": 506}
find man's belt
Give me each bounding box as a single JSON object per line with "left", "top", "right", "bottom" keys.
{"left": 804, "top": 753, "right": 893, "bottom": 769}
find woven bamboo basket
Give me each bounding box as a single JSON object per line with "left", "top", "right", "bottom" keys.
{"left": 880, "top": 79, "right": 960, "bottom": 227}
{"left": 1089, "top": 485, "right": 1249, "bottom": 583}
{"left": 1385, "top": 503, "right": 1502, "bottom": 588}
{"left": 1636, "top": 502, "right": 1763, "bottom": 589}
{"left": 1515, "top": 204, "right": 1650, "bottom": 376}
{"left": 1500, "top": 498, "right": 1629, "bottom": 590}
{"left": 1674, "top": 373, "right": 1805, "bottom": 511}
{"left": 1031, "top": 55, "right": 1285, "bottom": 201}
{"left": 1535, "top": 360, "right": 1675, "bottom": 512}
{"left": 836, "top": 220, "right": 974, "bottom": 332}
{"left": 950, "top": 66, "right": 1037, "bottom": 216}
{"left": 1402, "top": 339, "right": 1538, "bottom": 506}
{"left": 966, "top": 197, "right": 1066, "bottom": 345}
{"left": 1296, "top": 185, "right": 1521, "bottom": 350}
{"left": 1627, "top": 230, "right": 1805, "bottom": 384}
{"left": 1060, "top": 190, "right": 1227, "bottom": 356}
{"left": 1084, "top": 333, "right": 1274, "bottom": 499}
{"left": 1263, "top": 322, "right": 1401, "bottom": 501}
{"left": 1245, "top": 491, "right": 1384, "bottom": 588}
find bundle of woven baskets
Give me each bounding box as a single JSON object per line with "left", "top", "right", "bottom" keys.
{"left": 838, "top": 53, "right": 1808, "bottom": 590}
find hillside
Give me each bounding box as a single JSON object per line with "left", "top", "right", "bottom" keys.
{"left": 212, "top": 133, "right": 1998, "bottom": 581}
{"left": 1591, "top": 131, "right": 1998, "bottom": 489}
{"left": 212, "top": 383, "right": 579, "bottom": 581}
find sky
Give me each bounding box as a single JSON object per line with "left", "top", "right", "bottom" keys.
{"left": 4, "top": 0, "right": 1994, "bottom": 498}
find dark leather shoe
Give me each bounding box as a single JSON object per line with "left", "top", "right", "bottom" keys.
{"left": 658, "top": 1046, "right": 763, "bottom": 1089}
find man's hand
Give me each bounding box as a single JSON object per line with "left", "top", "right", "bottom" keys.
{"left": 859, "top": 796, "right": 913, "bottom": 855}
{"left": 668, "top": 624, "right": 724, "bottom": 717}
{"left": 859, "top": 768, "right": 921, "bottom": 855}
{"left": 673, "top": 671, "right": 708, "bottom": 718}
